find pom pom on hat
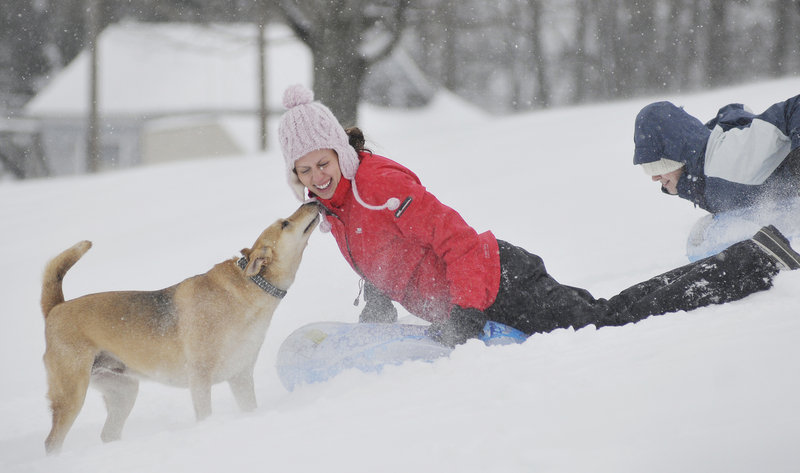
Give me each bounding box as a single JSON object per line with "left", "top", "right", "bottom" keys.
{"left": 278, "top": 84, "right": 359, "bottom": 201}
{"left": 282, "top": 84, "right": 314, "bottom": 109}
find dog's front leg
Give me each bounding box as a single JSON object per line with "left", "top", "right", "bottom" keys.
{"left": 188, "top": 371, "right": 213, "bottom": 421}
{"left": 228, "top": 369, "right": 257, "bottom": 412}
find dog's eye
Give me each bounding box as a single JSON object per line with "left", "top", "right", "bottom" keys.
{"left": 281, "top": 220, "right": 290, "bottom": 229}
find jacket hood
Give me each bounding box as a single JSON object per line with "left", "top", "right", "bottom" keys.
{"left": 633, "top": 101, "right": 711, "bottom": 171}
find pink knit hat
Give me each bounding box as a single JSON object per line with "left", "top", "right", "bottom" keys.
{"left": 278, "top": 84, "right": 359, "bottom": 201}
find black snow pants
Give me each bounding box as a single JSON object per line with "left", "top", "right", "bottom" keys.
{"left": 484, "top": 239, "right": 780, "bottom": 336}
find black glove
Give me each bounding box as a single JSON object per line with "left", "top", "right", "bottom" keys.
{"left": 426, "top": 305, "right": 487, "bottom": 348}
{"left": 358, "top": 280, "right": 398, "bottom": 323}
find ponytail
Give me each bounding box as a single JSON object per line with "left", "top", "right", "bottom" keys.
{"left": 345, "top": 127, "right": 370, "bottom": 153}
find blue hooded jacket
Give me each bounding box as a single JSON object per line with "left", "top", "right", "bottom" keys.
{"left": 633, "top": 95, "right": 800, "bottom": 213}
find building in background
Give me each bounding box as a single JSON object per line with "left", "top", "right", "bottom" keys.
{"left": 22, "top": 22, "right": 311, "bottom": 176}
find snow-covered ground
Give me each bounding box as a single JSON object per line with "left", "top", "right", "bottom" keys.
{"left": 2, "top": 77, "right": 799, "bottom": 473}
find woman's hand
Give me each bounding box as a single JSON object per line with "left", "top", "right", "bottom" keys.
{"left": 426, "top": 306, "right": 487, "bottom": 347}
{"left": 358, "top": 280, "right": 398, "bottom": 323}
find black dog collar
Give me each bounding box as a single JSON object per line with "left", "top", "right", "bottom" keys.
{"left": 237, "top": 256, "right": 287, "bottom": 299}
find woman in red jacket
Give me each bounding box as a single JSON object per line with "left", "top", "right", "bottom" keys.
{"left": 278, "top": 85, "right": 800, "bottom": 347}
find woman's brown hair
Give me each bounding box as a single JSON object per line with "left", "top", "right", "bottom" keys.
{"left": 346, "top": 127, "right": 370, "bottom": 153}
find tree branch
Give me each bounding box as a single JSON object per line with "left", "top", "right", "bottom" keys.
{"left": 274, "top": 0, "right": 313, "bottom": 44}
{"left": 364, "top": 0, "right": 410, "bottom": 65}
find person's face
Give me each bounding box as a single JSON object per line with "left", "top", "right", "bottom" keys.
{"left": 294, "top": 149, "right": 342, "bottom": 200}
{"left": 651, "top": 167, "right": 684, "bottom": 195}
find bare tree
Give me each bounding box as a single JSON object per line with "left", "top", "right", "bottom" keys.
{"left": 502, "top": 0, "right": 550, "bottom": 110}
{"left": 770, "top": 0, "right": 798, "bottom": 76}
{"left": 527, "top": 0, "right": 549, "bottom": 108}
{"left": 704, "top": 0, "right": 729, "bottom": 87}
{"left": 273, "top": 0, "right": 410, "bottom": 125}
{"left": 572, "top": 0, "right": 591, "bottom": 103}
{"left": 0, "top": 0, "right": 49, "bottom": 108}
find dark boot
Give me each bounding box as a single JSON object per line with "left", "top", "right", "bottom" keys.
{"left": 751, "top": 225, "right": 800, "bottom": 270}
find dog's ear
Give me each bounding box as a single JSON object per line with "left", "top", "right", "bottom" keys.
{"left": 240, "top": 248, "right": 251, "bottom": 259}
{"left": 245, "top": 247, "right": 273, "bottom": 276}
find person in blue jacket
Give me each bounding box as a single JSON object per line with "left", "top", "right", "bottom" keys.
{"left": 632, "top": 95, "right": 800, "bottom": 213}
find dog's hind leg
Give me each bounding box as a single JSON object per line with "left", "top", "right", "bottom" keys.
{"left": 43, "top": 345, "right": 94, "bottom": 454}
{"left": 91, "top": 360, "right": 139, "bottom": 443}
{"left": 228, "top": 369, "right": 257, "bottom": 412}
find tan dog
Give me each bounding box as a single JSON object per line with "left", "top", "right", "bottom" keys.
{"left": 40, "top": 202, "right": 319, "bottom": 454}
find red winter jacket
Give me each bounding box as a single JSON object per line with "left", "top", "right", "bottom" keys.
{"left": 316, "top": 152, "right": 501, "bottom": 323}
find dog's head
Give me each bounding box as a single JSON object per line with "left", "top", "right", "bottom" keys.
{"left": 241, "top": 202, "right": 320, "bottom": 290}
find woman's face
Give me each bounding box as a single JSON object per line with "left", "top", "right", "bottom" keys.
{"left": 294, "top": 148, "right": 342, "bottom": 200}
{"left": 651, "top": 167, "right": 683, "bottom": 195}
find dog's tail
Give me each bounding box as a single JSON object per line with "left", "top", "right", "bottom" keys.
{"left": 41, "top": 240, "right": 92, "bottom": 318}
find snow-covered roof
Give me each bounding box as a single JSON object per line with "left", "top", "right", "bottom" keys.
{"left": 25, "top": 22, "right": 311, "bottom": 117}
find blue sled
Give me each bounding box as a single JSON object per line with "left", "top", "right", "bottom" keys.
{"left": 276, "top": 320, "right": 526, "bottom": 390}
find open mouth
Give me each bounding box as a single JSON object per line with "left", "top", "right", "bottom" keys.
{"left": 304, "top": 213, "right": 320, "bottom": 234}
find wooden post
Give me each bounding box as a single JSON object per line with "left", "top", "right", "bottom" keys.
{"left": 258, "top": 20, "right": 269, "bottom": 151}
{"left": 86, "top": 0, "right": 101, "bottom": 172}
